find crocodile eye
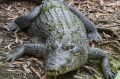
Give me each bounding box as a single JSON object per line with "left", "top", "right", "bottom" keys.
{"left": 62, "top": 45, "right": 75, "bottom": 50}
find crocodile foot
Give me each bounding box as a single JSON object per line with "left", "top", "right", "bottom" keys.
{"left": 87, "top": 32, "right": 102, "bottom": 43}
{"left": 4, "top": 53, "right": 19, "bottom": 62}
{"left": 105, "top": 71, "right": 116, "bottom": 79}
{"left": 5, "top": 22, "right": 20, "bottom": 32}
{"left": 4, "top": 48, "right": 24, "bottom": 62}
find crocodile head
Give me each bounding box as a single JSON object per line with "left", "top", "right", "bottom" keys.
{"left": 44, "top": 44, "right": 88, "bottom": 76}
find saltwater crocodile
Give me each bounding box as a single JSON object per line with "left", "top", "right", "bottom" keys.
{"left": 1, "top": 0, "right": 115, "bottom": 79}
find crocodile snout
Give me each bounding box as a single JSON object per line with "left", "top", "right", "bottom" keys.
{"left": 44, "top": 48, "right": 72, "bottom": 75}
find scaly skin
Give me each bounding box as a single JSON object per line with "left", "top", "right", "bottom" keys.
{"left": 2, "top": 0, "right": 115, "bottom": 79}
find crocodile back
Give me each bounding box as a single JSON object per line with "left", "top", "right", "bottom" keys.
{"left": 28, "top": 0, "right": 88, "bottom": 44}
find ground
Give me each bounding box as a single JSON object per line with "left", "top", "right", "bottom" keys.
{"left": 0, "top": 0, "right": 120, "bottom": 79}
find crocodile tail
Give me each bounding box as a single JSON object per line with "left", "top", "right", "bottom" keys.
{"left": 0, "top": 0, "right": 42, "bottom": 5}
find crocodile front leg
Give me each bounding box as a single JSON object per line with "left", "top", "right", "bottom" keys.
{"left": 88, "top": 47, "right": 115, "bottom": 79}
{"left": 6, "top": 5, "right": 42, "bottom": 32}
{"left": 68, "top": 6, "right": 102, "bottom": 43}
{"left": 5, "top": 43, "right": 47, "bottom": 62}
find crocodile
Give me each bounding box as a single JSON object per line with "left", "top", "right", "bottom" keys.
{"left": 1, "top": 0, "right": 115, "bottom": 79}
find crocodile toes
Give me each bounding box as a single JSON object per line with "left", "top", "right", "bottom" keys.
{"left": 105, "top": 71, "right": 116, "bottom": 79}
{"left": 4, "top": 53, "right": 17, "bottom": 62}
{"left": 87, "top": 32, "right": 102, "bottom": 43}
{"left": 5, "top": 22, "right": 20, "bottom": 32}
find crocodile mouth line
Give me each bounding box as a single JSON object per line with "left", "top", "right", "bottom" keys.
{"left": 46, "top": 67, "right": 68, "bottom": 76}
{"left": 46, "top": 70, "right": 60, "bottom": 76}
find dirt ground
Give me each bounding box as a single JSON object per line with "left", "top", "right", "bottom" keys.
{"left": 0, "top": 0, "right": 120, "bottom": 79}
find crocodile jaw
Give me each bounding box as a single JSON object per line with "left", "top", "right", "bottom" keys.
{"left": 45, "top": 51, "right": 87, "bottom": 76}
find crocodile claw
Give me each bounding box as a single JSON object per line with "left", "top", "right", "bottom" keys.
{"left": 4, "top": 53, "right": 19, "bottom": 62}
{"left": 87, "top": 32, "right": 102, "bottom": 43}
{"left": 5, "top": 22, "right": 20, "bottom": 32}
{"left": 105, "top": 71, "right": 116, "bottom": 79}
